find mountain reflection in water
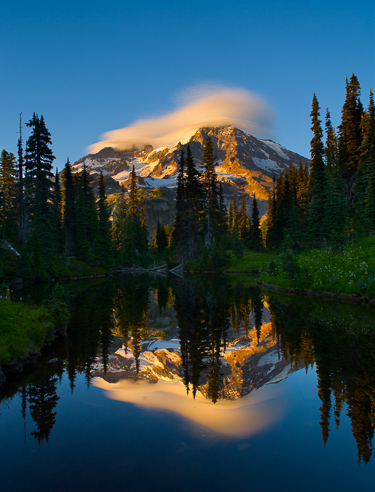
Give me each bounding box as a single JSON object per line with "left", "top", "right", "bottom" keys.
{"left": 2, "top": 274, "right": 375, "bottom": 466}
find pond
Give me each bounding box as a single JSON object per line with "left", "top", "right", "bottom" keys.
{"left": 1, "top": 274, "right": 375, "bottom": 491}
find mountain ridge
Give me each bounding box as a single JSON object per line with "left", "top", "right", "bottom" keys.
{"left": 73, "top": 126, "right": 309, "bottom": 202}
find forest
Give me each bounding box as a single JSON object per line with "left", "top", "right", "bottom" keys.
{"left": 0, "top": 74, "right": 374, "bottom": 282}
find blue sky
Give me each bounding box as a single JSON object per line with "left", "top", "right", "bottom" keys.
{"left": 1, "top": 0, "right": 374, "bottom": 170}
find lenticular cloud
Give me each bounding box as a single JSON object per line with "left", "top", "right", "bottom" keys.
{"left": 89, "top": 86, "right": 274, "bottom": 153}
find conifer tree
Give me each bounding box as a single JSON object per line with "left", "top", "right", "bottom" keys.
{"left": 237, "top": 194, "right": 251, "bottom": 245}
{"left": 249, "top": 194, "right": 262, "bottom": 250}
{"left": 97, "top": 171, "right": 114, "bottom": 267}
{"left": 202, "top": 137, "right": 220, "bottom": 246}
{"left": 120, "top": 166, "right": 148, "bottom": 266}
{"left": 172, "top": 148, "right": 187, "bottom": 254}
{"left": 338, "top": 74, "right": 363, "bottom": 206}
{"left": 61, "top": 159, "right": 76, "bottom": 256}
{"left": 74, "top": 164, "right": 98, "bottom": 262}
{"left": 182, "top": 144, "right": 202, "bottom": 258}
{"left": 0, "top": 150, "right": 19, "bottom": 241}
{"left": 308, "top": 94, "right": 328, "bottom": 245}
{"left": 325, "top": 109, "right": 338, "bottom": 169}
{"left": 24, "top": 113, "right": 55, "bottom": 222}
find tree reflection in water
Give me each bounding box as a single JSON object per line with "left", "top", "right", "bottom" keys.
{"left": 2, "top": 275, "right": 375, "bottom": 465}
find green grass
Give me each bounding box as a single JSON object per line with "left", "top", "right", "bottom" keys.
{"left": 224, "top": 250, "right": 275, "bottom": 272}
{"left": 0, "top": 300, "right": 55, "bottom": 364}
{"left": 261, "top": 236, "right": 375, "bottom": 297}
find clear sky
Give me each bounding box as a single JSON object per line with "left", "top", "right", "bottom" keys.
{"left": 1, "top": 0, "right": 374, "bottom": 170}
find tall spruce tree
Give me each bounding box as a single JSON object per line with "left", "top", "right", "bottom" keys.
{"left": 24, "top": 113, "right": 55, "bottom": 222}
{"left": 97, "top": 171, "right": 114, "bottom": 267}
{"left": 338, "top": 74, "right": 363, "bottom": 206}
{"left": 250, "top": 194, "right": 262, "bottom": 250}
{"left": 0, "top": 150, "right": 19, "bottom": 241}
{"left": 308, "top": 94, "right": 328, "bottom": 245}
{"left": 202, "top": 136, "right": 220, "bottom": 246}
{"left": 61, "top": 159, "right": 76, "bottom": 256}
{"left": 183, "top": 144, "right": 202, "bottom": 258}
{"left": 172, "top": 148, "right": 187, "bottom": 254}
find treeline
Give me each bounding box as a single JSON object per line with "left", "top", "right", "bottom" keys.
{"left": 0, "top": 113, "right": 114, "bottom": 279}
{"left": 172, "top": 137, "right": 262, "bottom": 269}
{"left": 0, "top": 110, "right": 265, "bottom": 278}
{"left": 265, "top": 74, "right": 375, "bottom": 250}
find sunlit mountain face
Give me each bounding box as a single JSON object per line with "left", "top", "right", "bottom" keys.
{"left": 72, "top": 126, "right": 309, "bottom": 215}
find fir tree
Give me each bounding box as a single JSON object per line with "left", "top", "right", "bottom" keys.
{"left": 96, "top": 171, "right": 114, "bottom": 267}
{"left": 182, "top": 144, "right": 202, "bottom": 258}
{"left": 202, "top": 136, "right": 220, "bottom": 246}
{"left": 61, "top": 159, "right": 76, "bottom": 256}
{"left": 24, "top": 113, "right": 55, "bottom": 222}
{"left": 0, "top": 150, "right": 19, "bottom": 241}
{"left": 172, "top": 148, "right": 187, "bottom": 254}
{"left": 237, "top": 195, "right": 251, "bottom": 245}
{"left": 249, "top": 194, "right": 262, "bottom": 250}
{"left": 338, "top": 74, "right": 363, "bottom": 206}
{"left": 308, "top": 94, "right": 328, "bottom": 245}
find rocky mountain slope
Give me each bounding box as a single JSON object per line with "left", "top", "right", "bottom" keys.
{"left": 91, "top": 308, "right": 298, "bottom": 401}
{"left": 74, "top": 126, "right": 309, "bottom": 202}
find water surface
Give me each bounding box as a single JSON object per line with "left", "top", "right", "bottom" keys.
{"left": 1, "top": 275, "right": 375, "bottom": 491}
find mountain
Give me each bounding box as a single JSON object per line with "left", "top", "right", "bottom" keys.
{"left": 73, "top": 126, "right": 309, "bottom": 205}
{"left": 91, "top": 306, "right": 299, "bottom": 401}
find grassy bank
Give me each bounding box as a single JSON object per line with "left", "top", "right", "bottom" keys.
{"left": 261, "top": 236, "right": 375, "bottom": 298}
{"left": 0, "top": 284, "right": 69, "bottom": 369}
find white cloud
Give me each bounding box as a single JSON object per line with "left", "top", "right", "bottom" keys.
{"left": 89, "top": 86, "right": 274, "bottom": 153}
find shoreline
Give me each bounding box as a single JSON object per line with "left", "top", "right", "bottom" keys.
{"left": 258, "top": 281, "right": 375, "bottom": 304}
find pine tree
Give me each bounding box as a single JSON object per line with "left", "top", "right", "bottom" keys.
{"left": 202, "top": 136, "right": 220, "bottom": 246}
{"left": 308, "top": 94, "right": 328, "bottom": 245}
{"left": 237, "top": 194, "right": 251, "bottom": 245}
{"left": 249, "top": 194, "right": 262, "bottom": 250}
{"left": 325, "top": 109, "right": 338, "bottom": 169}
{"left": 96, "top": 171, "right": 114, "bottom": 267}
{"left": 0, "top": 150, "right": 19, "bottom": 241}
{"left": 24, "top": 113, "right": 55, "bottom": 222}
{"left": 172, "top": 148, "right": 187, "bottom": 254}
{"left": 182, "top": 144, "right": 202, "bottom": 258}
{"left": 61, "top": 159, "right": 76, "bottom": 256}
{"left": 75, "top": 164, "right": 98, "bottom": 262}
{"left": 338, "top": 74, "right": 363, "bottom": 206}
{"left": 120, "top": 166, "right": 148, "bottom": 266}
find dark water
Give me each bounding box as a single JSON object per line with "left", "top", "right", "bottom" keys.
{"left": 1, "top": 275, "right": 375, "bottom": 492}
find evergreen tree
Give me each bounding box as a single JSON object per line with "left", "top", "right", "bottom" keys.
{"left": 61, "top": 159, "right": 76, "bottom": 256}
{"left": 249, "top": 194, "right": 262, "bottom": 250}
{"left": 182, "top": 144, "right": 202, "bottom": 258}
{"left": 338, "top": 74, "right": 363, "bottom": 206}
{"left": 202, "top": 136, "right": 220, "bottom": 246}
{"left": 325, "top": 109, "right": 338, "bottom": 169}
{"left": 172, "top": 148, "right": 187, "bottom": 254}
{"left": 74, "top": 164, "right": 98, "bottom": 262}
{"left": 308, "top": 94, "right": 328, "bottom": 245}
{"left": 0, "top": 150, "right": 19, "bottom": 241}
{"left": 237, "top": 194, "right": 251, "bottom": 245}
{"left": 96, "top": 170, "right": 114, "bottom": 267}
{"left": 24, "top": 113, "right": 55, "bottom": 222}
{"left": 120, "top": 166, "right": 148, "bottom": 266}
{"left": 24, "top": 114, "right": 56, "bottom": 274}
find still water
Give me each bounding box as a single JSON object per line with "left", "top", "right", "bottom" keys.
{"left": 1, "top": 274, "right": 375, "bottom": 491}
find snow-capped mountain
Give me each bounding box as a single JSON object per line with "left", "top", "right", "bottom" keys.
{"left": 91, "top": 316, "right": 298, "bottom": 401}
{"left": 73, "top": 126, "right": 309, "bottom": 201}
